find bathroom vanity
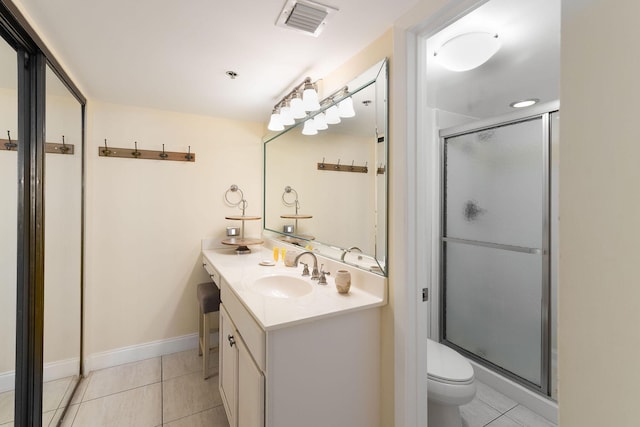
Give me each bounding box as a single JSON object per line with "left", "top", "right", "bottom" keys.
{"left": 201, "top": 242, "right": 387, "bottom": 427}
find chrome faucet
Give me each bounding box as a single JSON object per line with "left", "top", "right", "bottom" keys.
{"left": 341, "top": 246, "right": 363, "bottom": 261}
{"left": 294, "top": 251, "right": 320, "bottom": 280}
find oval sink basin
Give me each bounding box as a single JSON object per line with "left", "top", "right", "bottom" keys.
{"left": 250, "top": 275, "right": 313, "bottom": 299}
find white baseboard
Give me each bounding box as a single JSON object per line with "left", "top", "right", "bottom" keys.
{"left": 0, "top": 357, "right": 80, "bottom": 393}
{"left": 0, "top": 333, "right": 219, "bottom": 392}
{"left": 84, "top": 332, "right": 218, "bottom": 374}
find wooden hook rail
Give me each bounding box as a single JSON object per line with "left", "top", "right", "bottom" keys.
{"left": 98, "top": 140, "right": 196, "bottom": 162}
{"left": 1, "top": 131, "right": 75, "bottom": 155}
{"left": 317, "top": 158, "right": 368, "bottom": 173}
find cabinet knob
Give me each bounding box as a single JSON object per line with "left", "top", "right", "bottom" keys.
{"left": 227, "top": 334, "right": 236, "bottom": 347}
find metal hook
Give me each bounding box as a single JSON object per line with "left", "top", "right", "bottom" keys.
{"left": 335, "top": 159, "right": 341, "bottom": 170}
{"left": 320, "top": 157, "right": 325, "bottom": 169}
{"left": 185, "top": 145, "right": 193, "bottom": 161}
{"left": 363, "top": 161, "right": 368, "bottom": 173}
{"left": 5, "top": 130, "right": 17, "bottom": 150}
{"left": 102, "top": 139, "right": 111, "bottom": 156}
{"left": 159, "top": 143, "right": 168, "bottom": 159}
{"left": 350, "top": 160, "right": 355, "bottom": 171}
{"left": 59, "top": 135, "right": 70, "bottom": 154}
{"left": 132, "top": 141, "right": 141, "bottom": 158}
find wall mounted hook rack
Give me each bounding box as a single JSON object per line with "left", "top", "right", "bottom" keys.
{"left": 98, "top": 139, "right": 196, "bottom": 162}
{"left": 317, "top": 158, "right": 368, "bottom": 173}
{"left": 1, "top": 130, "right": 75, "bottom": 155}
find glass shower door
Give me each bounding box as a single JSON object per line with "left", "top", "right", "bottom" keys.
{"left": 441, "top": 115, "right": 549, "bottom": 391}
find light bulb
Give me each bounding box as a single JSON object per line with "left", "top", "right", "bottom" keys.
{"left": 302, "top": 119, "right": 318, "bottom": 136}
{"left": 314, "top": 113, "right": 328, "bottom": 130}
{"left": 338, "top": 97, "right": 355, "bottom": 118}
{"left": 325, "top": 105, "right": 341, "bottom": 124}
{"left": 268, "top": 112, "right": 284, "bottom": 131}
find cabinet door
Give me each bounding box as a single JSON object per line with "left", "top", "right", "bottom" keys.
{"left": 219, "top": 305, "right": 238, "bottom": 427}
{"left": 237, "top": 336, "right": 265, "bottom": 427}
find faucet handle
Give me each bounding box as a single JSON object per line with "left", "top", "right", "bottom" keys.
{"left": 300, "top": 262, "right": 310, "bottom": 277}
{"left": 318, "top": 264, "right": 330, "bottom": 285}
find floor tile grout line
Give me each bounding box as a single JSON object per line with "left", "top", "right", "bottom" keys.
{"left": 79, "top": 380, "right": 163, "bottom": 404}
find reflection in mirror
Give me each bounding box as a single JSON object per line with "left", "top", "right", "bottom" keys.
{"left": 0, "top": 35, "right": 17, "bottom": 426}
{"left": 42, "top": 64, "right": 83, "bottom": 418}
{"left": 264, "top": 59, "right": 388, "bottom": 275}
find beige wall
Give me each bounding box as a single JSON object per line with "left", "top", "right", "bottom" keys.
{"left": 559, "top": 0, "right": 640, "bottom": 425}
{"left": 84, "top": 101, "right": 263, "bottom": 356}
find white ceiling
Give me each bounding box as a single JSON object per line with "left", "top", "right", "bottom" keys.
{"left": 426, "top": 0, "right": 560, "bottom": 119}
{"left": 15, "top": 0, "right": 418, "bottom": 123}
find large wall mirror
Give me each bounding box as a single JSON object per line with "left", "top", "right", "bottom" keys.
{"left": 263, "top": 59, "right": 388, "bottom": 275}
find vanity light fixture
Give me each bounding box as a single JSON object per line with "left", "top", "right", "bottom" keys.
{"left": 324, "top": 104, "right": 341, "bottom": 124}
{"left": 302, "top": 119, "right": 318, "bottom": 135}
{"left": 279, "top": 100, "right": 295, "bottom": 126}
{"left": 313, "top": 112, "right": 328, "bottom": 130}
{"left": 268, "top": 107, "right": 285, "bottom": 131}
{"left": 302, "top": 78, "right": 321, "bottom": 111}
{"left": 510, "top": 98, "right": 540, "bottom": 108}
{"left": 434, "top": 32, "right": 501, "bottom": 72}
{"left": 289, "top": 92, "right": 306, "bottom": 119}
{"left": 338, "top": 96, "right": 355, "bottom": 118}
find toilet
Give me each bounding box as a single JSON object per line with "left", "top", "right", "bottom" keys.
{"left": 427, "top": 338, "right": 476, "bottom": 427}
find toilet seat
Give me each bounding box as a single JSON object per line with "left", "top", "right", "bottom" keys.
{"left": 427, "top": 339, "right": 474, "bottom": 384}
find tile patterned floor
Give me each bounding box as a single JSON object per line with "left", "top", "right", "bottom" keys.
{"left": 0, "top": 347, "right": 228, "bottom": 427}
{"left": 461, "top": 382, "right": 557, "bottom": 427}
{"left": 0, "top": 348, "right": 556, "bottom": 427}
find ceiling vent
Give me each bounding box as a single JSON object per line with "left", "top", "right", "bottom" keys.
{"left": 276, "top": 0, "right": 338, "bottom": 37}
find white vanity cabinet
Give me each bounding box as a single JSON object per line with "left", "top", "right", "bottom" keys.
{"left": 203, "top": 247, "right": 386, "bottom": 427}
{"left": 219, "top": 287, "right": 265, "bottom": 427}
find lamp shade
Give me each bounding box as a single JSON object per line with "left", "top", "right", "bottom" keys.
{"left": 268, "top": 112, "right": 284, "bottom": 131}
{"left": 314, "top": 112, "right": 328, "bottom": 130}
{"left": 338, "top": 96, "right": 355, "bottom": 118}
{"left": 290, "top": 95, "right": 306, "bottom": 119}
{"left": 434, "top": 32, "right": 500, "bottom": 72}
{"left": 279, "top": 104, "right": 295, "bottom": 126}
{"left": 302, "top": 119, "right": 318, "bottom": 135}
{"left": 303, "top": 82, "right": 321, "bottom": 111}
{"left": 325, "top": 105, "right": 341, "bottom": 124}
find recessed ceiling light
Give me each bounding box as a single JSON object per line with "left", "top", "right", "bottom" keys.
{"left": 510, "top": 98, "right": 539, "bottom": 108}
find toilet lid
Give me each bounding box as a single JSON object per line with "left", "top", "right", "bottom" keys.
{"left": 427, "top": 339, "right": 474, "bottom": 383}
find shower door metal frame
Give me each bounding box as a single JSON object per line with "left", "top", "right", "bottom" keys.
{"left": 438, "top": 100, "right": 558, "bottom": 396}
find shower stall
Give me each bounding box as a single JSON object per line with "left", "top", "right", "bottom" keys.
{"left": 439, "top": 102, "right": 559, "bottom": 398}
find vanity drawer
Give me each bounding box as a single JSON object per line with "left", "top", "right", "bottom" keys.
{"left": 202, "top": 256, "right": 220, "bottom": 287}
{"left": 221, "top": 285, "right": 266, "bottom": 371}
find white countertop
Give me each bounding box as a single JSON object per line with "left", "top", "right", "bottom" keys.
{"left": 202, "top": 246, "right": 387, "bottom": 331}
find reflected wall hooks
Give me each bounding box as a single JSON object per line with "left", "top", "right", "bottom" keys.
{"left": 1, "top": 130, "right": 75, "bottom": 155}
{"left": 98, "top": 139, "right": 196, "bottom": 162}
{"left": 317, "top": 157, "right": 368, "bottom": 173}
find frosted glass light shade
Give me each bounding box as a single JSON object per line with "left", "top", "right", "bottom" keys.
{"left": 302, "top": 119, "right": 318, "bottom": 135}
{"left": 325, "top": 105, "right": 341, "bottom": 124}
{"left": 303, "top": 86, "right": 321, "bottom": 111}
{"left": 338, "top": 97, "right": 355, "bottom": 118}
{"left": 279, "top": 105, "right": 295, "bottom": 126}
{"left": 314, "top": 113, "right": 328, "bottom": 130}
{"left": 290, "top": 96, "right": 306, "bottom": 119}
{"left": 268, "top": 113, "right": 284, "bottom": 131}
{"left": 435, "top": 32, "right": 500, "bottom": 72}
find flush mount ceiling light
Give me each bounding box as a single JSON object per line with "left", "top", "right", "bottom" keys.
{"left": 510, "top": 98, "right": 540, "bottom": 108}
{"left": 434, "top": 32, "right": 501, "bottom": 72}
{"left": 276, "top": 0, "right": 339, "bottom": 37}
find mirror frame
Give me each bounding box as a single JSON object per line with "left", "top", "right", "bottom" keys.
{"left": 262, "top": 58, "right": 389, "bottom": 276}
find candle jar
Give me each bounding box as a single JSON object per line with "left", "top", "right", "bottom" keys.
{"left": 335, "top": 270, "right": 351, "bottom": 294}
